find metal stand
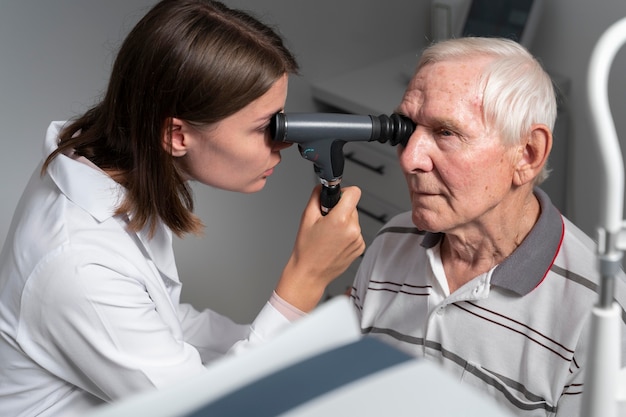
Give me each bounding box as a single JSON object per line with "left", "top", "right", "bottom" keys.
{"left": 582, "top": 16, "right": 626, "bottom": 417}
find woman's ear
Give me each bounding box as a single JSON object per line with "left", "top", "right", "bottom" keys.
{"left": 162, "top": 117, "right": 188, "bottom": 157}
{"left": 513, "top": 124, "right": 552, "bottom": 186}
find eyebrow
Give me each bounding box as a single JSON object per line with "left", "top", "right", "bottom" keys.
{"left": 435, "top": 118, "right": 459, "bottom": 130}
{"left": 257, "top": 108, "right": 284, "bottom": 123}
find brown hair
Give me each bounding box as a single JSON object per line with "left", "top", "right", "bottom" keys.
{"left": 42, "top": 0, "right": 299, "bottom": 237}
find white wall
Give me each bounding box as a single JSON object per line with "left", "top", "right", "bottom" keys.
{"left": 1, "top": 0, "right": 626, "bottom": 323}
{"left": 530, "top": 0, "right": 626, "bottom": 236}
{"left": 0, "top": 0, "right": 155, "bottom": 242}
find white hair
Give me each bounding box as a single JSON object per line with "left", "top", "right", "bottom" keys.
{"left": 418, "top": 37, "right": 557, "bottom": 183}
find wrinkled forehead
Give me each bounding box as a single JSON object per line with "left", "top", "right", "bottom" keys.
{"left": 398, "top": 57, "right": 489, "bottom": 116}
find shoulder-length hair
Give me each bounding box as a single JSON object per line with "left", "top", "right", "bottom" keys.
{"left": 42, "top": 0, "right": 299, "bottom": 237}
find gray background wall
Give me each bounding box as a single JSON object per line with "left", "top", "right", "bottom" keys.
{"left": 1, "top": 0, "right": 625, "bottom": 323}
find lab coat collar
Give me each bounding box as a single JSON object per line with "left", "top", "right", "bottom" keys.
{"left": 44, "top": 121, "right": 122, "bottom": 223}
{"left": 43, "top": 121, "right": 180, "bottom": 282}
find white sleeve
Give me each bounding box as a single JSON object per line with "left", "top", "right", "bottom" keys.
{"left": 19, "top": 248, "right": 299, "bottom": 404}
{"left": 19, "top": 251, "right": 208, "bottom": 402}
{"left": 178, "top": 291, "right": 303, "bottom": 362}
{"left": 227, "top": 301, "right": 292, "bottom": 355}
{"left": 176, "top": 303, "right": 249, "bottom": 363}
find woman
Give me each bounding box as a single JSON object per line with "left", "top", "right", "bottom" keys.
{"left": 0, "top": 1, "right": 365, "bottom": 415}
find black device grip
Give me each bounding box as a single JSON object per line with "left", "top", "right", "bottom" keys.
{"left": 320, "top": 184, "right": 341, "bottom": 216}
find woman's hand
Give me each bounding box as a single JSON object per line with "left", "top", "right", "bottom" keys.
{"left": 275, "top": 185, "right": 365, "bottom": 312}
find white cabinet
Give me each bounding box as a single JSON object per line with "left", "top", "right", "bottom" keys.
{"left": 343, "top": 142, "right": 409, "bottom": 211}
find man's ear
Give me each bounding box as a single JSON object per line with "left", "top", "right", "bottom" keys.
{"left": 163, "top": 117, "right": 188, "bottom": 157}
{"left": 513, "top": 124, "right": 552, "bottom": 186}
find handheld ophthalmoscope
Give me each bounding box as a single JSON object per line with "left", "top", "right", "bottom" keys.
{"left": 270, "top": 112, "right": 415, "bottom": 215}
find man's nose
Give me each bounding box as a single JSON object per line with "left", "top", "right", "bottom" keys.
{"left": 399, "top": 127, "right": 434, "bottom": 173}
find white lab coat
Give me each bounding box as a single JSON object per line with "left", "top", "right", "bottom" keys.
{"left": 0, "top": 122, "right": 291, "bottom": 416}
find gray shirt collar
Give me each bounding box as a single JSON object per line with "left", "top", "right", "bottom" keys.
{"left": 421, "top": 188, "right": 564, "bottom": 295}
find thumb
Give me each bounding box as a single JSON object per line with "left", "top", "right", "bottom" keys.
{"left": 329, "top": 185, "right": 362, "bottom": 216}
{"left": 338, "top": 185, "right": 362, "bottom": 205}
{"left": 300, "top": 184, "right": 324, "bottom": 225}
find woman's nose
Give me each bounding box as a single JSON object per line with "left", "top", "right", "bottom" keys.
{"left": 271, "top": 139, "right": 293, "bottom": 151}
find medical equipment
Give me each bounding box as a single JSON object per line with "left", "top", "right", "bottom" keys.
{"left": 270, "top": 112, "right": 414, "bottom": 214}
{"left": 582, "top": 16, "right": 626, "bottom": 417}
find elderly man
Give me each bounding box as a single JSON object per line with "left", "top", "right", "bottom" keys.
{"left": 351, "top": 37, "right": 626, "bottom": 416}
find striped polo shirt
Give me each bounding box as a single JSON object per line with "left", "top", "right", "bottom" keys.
{"left": 351, "top": 188, "right": 626, "bottom": 416}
